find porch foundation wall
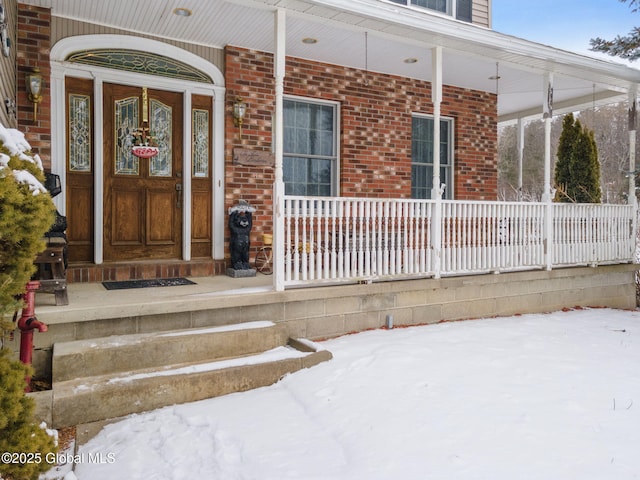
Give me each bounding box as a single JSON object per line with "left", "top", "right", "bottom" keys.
{"left": 23, "top": 264, "right": 636, "bottom": 378}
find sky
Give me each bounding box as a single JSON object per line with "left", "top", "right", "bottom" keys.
{"left": 492, "top": 0, "right": 640, "bottom": 65}
{"left": 52, "top": 307, "right": 640, "bottom": 480}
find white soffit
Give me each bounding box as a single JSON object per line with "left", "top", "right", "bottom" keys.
{"left": 22, "top": 0, "right": 640, "bottom": 121}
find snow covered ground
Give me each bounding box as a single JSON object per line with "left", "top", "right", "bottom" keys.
{"left": 68, "top": 308, "right": 640, "bottom": 480}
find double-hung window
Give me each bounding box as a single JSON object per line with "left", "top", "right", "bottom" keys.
{"left": 283, "top": 98, "right": 338, "bottom": 196}
{"left": 387, "top": 0, "right": 472, "bottom": 22}
{"left": 411, "top": 115, "right": 454, "bottom": 199}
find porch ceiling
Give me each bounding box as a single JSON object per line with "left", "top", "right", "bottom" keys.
{"left": 23, "top": 0, "right": 640, "bottom": 122}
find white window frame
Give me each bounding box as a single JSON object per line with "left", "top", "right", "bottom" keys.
{"left": 282, "top": 95, "right": 340, "bottom": 197}
{"left": 411, "top": 113, "right": 455, "bottom": 200}
{"left": 383, "top": 0, "right": 472, "bottom": 22}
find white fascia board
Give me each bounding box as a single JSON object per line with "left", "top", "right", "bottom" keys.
{"left": 301, "top": 0, "right": 640, "bottom": 85}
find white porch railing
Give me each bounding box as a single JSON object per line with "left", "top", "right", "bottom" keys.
{"left": 281, "top": 196, "right": 636, "bottom": 287}
{"left": 552, "top": 203, "right": 636, "bottom": 267}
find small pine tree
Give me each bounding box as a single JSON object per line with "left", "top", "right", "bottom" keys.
{"left": 0, "top": 350, "right": 58, "bottom": 480}
{"left": 554, "top": 114, "right": 602, "bottom": 203}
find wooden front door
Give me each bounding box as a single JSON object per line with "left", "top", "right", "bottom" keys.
{"left": 103, "top": 84, "right": 183, "bottom": 261}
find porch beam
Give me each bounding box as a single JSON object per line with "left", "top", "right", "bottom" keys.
{"left": 273, "top": 8, "right": 286, "bottom": 292}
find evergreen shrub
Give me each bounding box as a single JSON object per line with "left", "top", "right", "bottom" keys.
{"left": 0, "top": 349, "right": 58, "bottom": 480}
{"left": 0, "top": 124, "right": 55, "bottom": 333}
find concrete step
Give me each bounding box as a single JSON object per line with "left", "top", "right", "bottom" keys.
{"left": 52, "top": 340, "right": 331, "bottom": 428}
{"left": 49, "top": 322, "right": 332, "bottom": 428}
{"left": 52, "top": 321, "right": 286, "bottom": 382}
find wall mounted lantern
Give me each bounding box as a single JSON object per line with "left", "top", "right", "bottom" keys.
{"left": 233, "top": 96, "right": 247, "bottom": 140}
{"left": 25, "top": 67, "right": 43, "bottom": 121}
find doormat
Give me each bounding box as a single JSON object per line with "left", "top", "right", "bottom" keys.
{"left": 102, "top": 277, "right": 196, "bottom": 290}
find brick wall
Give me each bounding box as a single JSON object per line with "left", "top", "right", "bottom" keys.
{"left": 225, "top": 46, "right": 498, "bottom": 241}
{"left": 16, "top": 3, "right": 51, "bottom": 170}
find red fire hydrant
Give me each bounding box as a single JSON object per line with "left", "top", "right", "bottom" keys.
{"left": 17, "top": 280, "right": 48, "bottom": 392}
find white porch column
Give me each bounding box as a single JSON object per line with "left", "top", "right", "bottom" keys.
{"left": 273, "top": 8, "right": 286, "bottom": 291}
{"left": 516, "top": 117, "right": 525, "bottom": 201}
{"left": 212, "top": 86, "right": 227, "bottom": 260}
{"left": 94, "top": 80, "right": 105, "bottom": 265}
{"left": 542, "top": 73, "right": 553, "bottom": 203}
{"left": 49, "top": 71, "right": 66, "bottom": 214}
{"left": 542, "top": 73, "right": 553, "bottom": 270}
{"left": 628, "top": 86, "right": 637, "bottom": 209}
{"left": 183, "top": 94, "right": 193, "bottom": 261}
{"left": 431, "top": 46, "right": 443, "bottom": 278}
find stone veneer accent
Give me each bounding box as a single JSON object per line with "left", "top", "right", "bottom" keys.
{"left": 224, "top": 46, "right": 498, "bottom": 245}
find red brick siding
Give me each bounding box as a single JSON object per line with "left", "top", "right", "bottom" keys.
{"left": 16, "top": 3, "right": 51, "bottom": 169}
{"left": 225, "top": 47, "right": 277, "bottom": 243}
{"left": 225, "top": 46, "right": 498, "bottom": 241}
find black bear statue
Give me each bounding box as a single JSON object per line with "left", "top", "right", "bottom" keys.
{"left": 228, "top": 202, "right": 255, "bottom": 270}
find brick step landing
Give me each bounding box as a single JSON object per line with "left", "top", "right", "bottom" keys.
{"left": 66, "top": 259, "right": 227, "bottom": 283}
{"left": 49, "top": 322, "right": 331, "bottom": 428}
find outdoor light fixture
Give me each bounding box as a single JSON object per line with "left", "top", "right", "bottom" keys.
{"left": 233, "top": 97, "right": 247, "bottom": 126}
{"left": 233, "top": 96, "right": 247, "bottom": 140}
{"left": 173, "top": 7, "right": 192, "bottom": 17}
{"left": 25, "top": 67, "right": 43, "bottom": 121}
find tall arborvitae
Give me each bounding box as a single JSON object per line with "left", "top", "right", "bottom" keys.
{"left": 554, "top": 113, "right": 580, "bottom": 202}
{"left": 571, "top": 126, "right": 602, "bottom": 203}
{"left": 554, "top": 114, "right": 602, "bottom": 203}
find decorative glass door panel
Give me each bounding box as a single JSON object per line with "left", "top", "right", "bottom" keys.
{"left": 114, "top": 97, "right": 140, "bottom": 175}
{"left": 69, "top": 93, "right": 92, "bottom": 173}
{"left": 192, "top": 109, "right": 209, "bottom": 177}
{"left": 149, "top": 99, "right": 172, "bottom": 177}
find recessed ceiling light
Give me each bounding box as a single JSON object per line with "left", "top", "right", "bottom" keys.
{"left": 302, "top": 37, "right": 318, "bottom": 45}
{"left": 173, "top": 7, "right": 192, "bottom": 17}
{"left": 404, "top": 57, "right": 418, "bottom": 64}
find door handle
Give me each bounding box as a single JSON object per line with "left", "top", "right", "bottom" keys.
{"left": 175, "top": 183, "right": 183, "bottom": 209}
